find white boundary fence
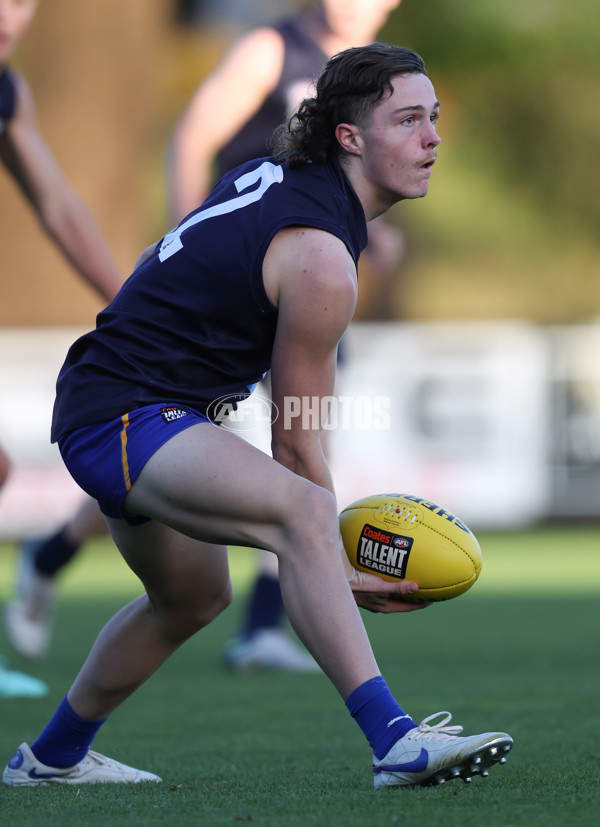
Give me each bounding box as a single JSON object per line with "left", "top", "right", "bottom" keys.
{"left": 1, "top": 323, "right": 599, "bottom": 537}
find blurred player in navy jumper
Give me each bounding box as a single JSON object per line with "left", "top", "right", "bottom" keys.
{"left": 0, "top": 0, "right": 122, "bottom": 682}
{"left": 4, "top": 43, "right": 512, "bottom": 789}
{"left": 169, "top": 0, "right": 404, "bottom": 672}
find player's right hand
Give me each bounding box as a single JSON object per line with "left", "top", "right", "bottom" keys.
{"left": 349, "top": 569, "right": 432, "bottom": 614}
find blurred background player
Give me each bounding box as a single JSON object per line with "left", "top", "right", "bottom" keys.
{"left": 168, "top": 0, "right": 404, "bottom": 673}
{"left": 5, "top": 500, "right": 108, "bottom": 660}
{"left": 0, "top": 0, "right": 121, "bottom": 686}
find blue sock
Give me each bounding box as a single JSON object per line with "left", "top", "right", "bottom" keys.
{"left": 242, "top": 573, "right": 284, "bottom": 638}
{"left": 345, "top": 676, "right": 418, "bottom": 760}
{"left": 33, "top": 528, "right": 80, "bottom": 577}
{"left": 31, "top": 696, "right": 107, "bottom": 768}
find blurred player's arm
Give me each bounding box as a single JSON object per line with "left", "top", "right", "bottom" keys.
{"left": 132, "top": 243, "right": 157, "bottom": 271}
{"left": 365, "top": 215, "right": 405, "bottom": 274}
{"left": 0, "top": 72, "right": 122, "bottom": 303}
{"left": 168, "top": 27, "right": 285, "bottom": 223}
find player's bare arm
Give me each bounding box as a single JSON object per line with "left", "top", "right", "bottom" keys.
{"left": 263, "top": 226, "right": 425, "bottom": 614}
{"left": 0, "top": 72, "right": 121, "bottom": 302}
{"left": 263, "top": 226, "right": 356, "bottom": 489}
{"left": 169, "top": 27, "right": 285, "bottom": 223}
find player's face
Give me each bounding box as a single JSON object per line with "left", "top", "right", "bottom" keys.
{"left": 357, "top": 72, "right": 441, "bottom": 209}
{"left": 322, "top": 0, "right": 402, "bottom": 43}
{"left": 0, "top": 0, "right": 38, "bottom": 64}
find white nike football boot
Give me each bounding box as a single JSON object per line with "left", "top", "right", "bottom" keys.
{"left": 223, "top": 629, "right": 320, "bottom": 672}
{"left": 373, "top": 711, "right": 512, "bottom": 788}
{"left": 4, "top": 541, "right": 56, "bottom": 659}
{"left": 3, "top": 743, "right": 161, "bottom": 786}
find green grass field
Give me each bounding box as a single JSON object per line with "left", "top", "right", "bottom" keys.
{"left": 0, "top": 528, "right": 599, "bottom": 826}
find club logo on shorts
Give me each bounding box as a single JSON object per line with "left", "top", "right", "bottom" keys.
{"left": 356, "top": 523, "right": 413, "bottom": 579}
{"left": 160, "top": 407, "right": 190, "bottom": 423}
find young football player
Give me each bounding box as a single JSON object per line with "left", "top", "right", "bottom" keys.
{"left": 3, "top": 43, "right": 513, "bottom": 788}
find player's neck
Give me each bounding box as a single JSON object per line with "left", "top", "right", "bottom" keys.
{"left": 342, "top": 161, "right": 402, "bottom": 223}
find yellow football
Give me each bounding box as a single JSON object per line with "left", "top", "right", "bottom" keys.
{"left": 339, "top": 493, "right": 482, "bottom": 601}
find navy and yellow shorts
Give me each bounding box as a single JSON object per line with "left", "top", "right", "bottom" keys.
{"left": 58, "top": 403, "right": 210, "bottom": 524}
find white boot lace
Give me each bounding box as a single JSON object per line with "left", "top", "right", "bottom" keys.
{"left": 407, "top": 711, "right": 464, "bottom": 741}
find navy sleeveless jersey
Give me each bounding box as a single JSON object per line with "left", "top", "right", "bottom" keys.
{"left": 216, "top": 16, "right": 327, "bottom": 177}
{"left": 0, "top": 67, "right": 17, "bottom": 134}
{"left": 51, "top": 157, "right": 367, "bottom": 442}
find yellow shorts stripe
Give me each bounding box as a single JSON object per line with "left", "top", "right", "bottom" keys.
{"left": 120, "top": 413, "right": 132, "bottom": 491}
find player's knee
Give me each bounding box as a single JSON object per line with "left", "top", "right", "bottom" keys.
{"left": 188, "top": 581, "right": 233, "bottom": 633}
{"left": 158, "top": 579, "right": 233, "bottom": 642}
{"left": 199, "top": 579, "right": 233, "bottom": 627}
{"left": 284, "top": 484, "right": 339, "bottom": 558}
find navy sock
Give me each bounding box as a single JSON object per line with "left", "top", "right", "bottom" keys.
{"left": 345, "top": 676, "right": 418, "bottom": 760}
{"left": 33, "top": 528, "right": 80, "bottom": 577}
{"left": 242, "top": 573, "right": 284, "bottom": 637}
{"left": 31, "top": 696, "right": 106, "bottom": 768}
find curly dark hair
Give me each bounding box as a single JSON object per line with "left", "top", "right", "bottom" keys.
{"left": 271, "top": 43, "right": 428, "bottom": 168}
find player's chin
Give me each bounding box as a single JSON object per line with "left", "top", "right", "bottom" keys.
{"left": 416, "top": 168, "right": 434, "bottom": 191}
{"left": 402, "top": 182, "right": 431, "bottom": 201}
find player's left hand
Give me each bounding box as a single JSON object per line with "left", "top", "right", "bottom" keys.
{"left": 349, "top": 569, "right": 432, "bottom": 614}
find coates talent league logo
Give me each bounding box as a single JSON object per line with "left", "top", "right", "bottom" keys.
{"left": 356, "top": 523, "right": 413, "bottom": 579}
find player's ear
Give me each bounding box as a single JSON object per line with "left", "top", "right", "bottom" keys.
{"left": 335, "top": 123, "right": 362, "bottom": 157}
